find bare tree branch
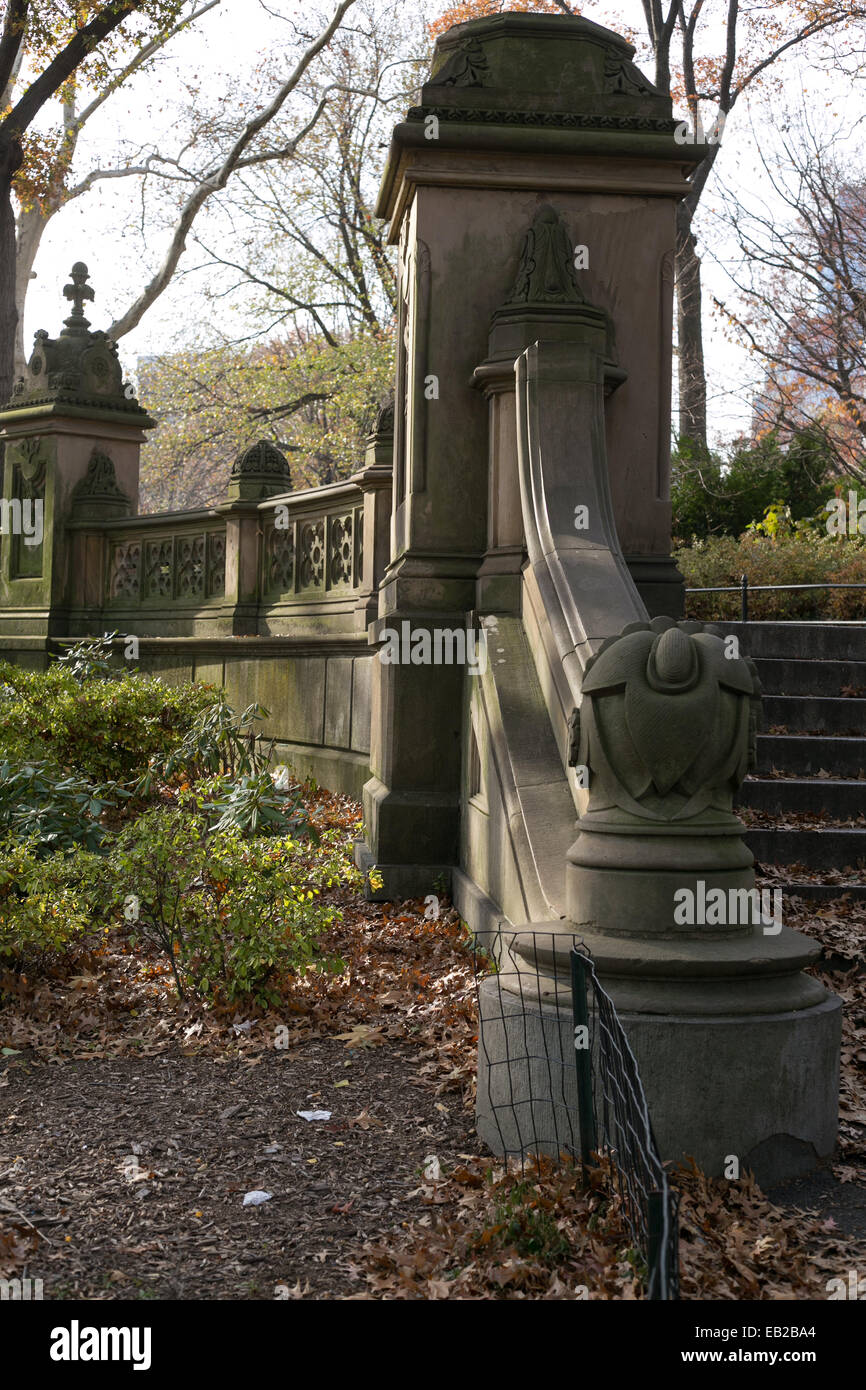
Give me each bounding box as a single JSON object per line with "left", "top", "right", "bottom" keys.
{"left": 108, "top": 0, "right": 357, "bottom": 340}
{"left": 3, "top": 2, "right": 140, "bottom": 144}
{"left": 69, "top": 0, "right": 220, "bottom": 140}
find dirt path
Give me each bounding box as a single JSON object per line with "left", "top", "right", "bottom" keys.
{"left": 0, "top": 1041, "right": 483, "bottom": 1300}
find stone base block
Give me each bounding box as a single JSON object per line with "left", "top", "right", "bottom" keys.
{"left": 624, "top": 554, "right": 685, "bottom": 620}
{"left": 362, "top": 776, "right": 459, "bottom": 868}
{"left": 353, "top": 839, "right": 452, "bottom": 902}
{"left": 476, "top": 973, "right": 841, "bottom": 1187}
{"left": 623, "top": 996, "right": 841, "bottom": 1186}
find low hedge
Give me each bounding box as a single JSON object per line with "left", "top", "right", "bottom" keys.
{"left": 677, "top": 531, "right": 866, "bottom": 621}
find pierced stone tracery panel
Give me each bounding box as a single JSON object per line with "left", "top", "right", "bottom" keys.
{"left": 328, "top": 513, "right": 353, "bottom": 588}
{"left": 144, "top": 538, "right": 173, "bottom": 599}
{"left": 266, "top": 522, "right": 295, "bottom": 595}
{"left": 263, "top": 508, "right": 363, "bottom": 599}
{"left": 176, "top": 534, "right": 205, "bottom": 600}
{"left": 207, "top": 532, "right": 226, "bottom": 598}
{"left": 110, "top": 541, "right": 140, "bottom": 600}
{"left": 298, "top": 520, "right": 325, "bottom": 590}
{"left": 353, "top": 506, "right": 364, "bottom": 587}
{"left": 108, "top": 529, "right": 225, "bottom": 604}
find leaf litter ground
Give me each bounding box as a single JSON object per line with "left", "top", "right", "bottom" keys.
{"left": 1, "top": 791, "right": 864, "bottom": 1300}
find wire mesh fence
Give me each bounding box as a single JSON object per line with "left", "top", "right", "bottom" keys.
{"left": 474, "top": 928, "right": 679, "bottom": 1300}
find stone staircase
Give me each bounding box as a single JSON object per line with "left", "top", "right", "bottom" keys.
{"left": 711, "top": 622, "right": 866, "bottom": 900}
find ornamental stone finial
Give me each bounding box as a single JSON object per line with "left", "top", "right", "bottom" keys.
{"left": 369, "top": 389, "right": 394, "bottom": 439}
{"left": 62, "top": 262, "right": 95, "bottom": 333}
{"left": 569, "top": 616, "right": 761, "bottom": 827}
{"left": 227, "top": 438, "right": 292, "bottom": 501}
{"left": 3, "top": 261, "right": 152, "bottom": 422}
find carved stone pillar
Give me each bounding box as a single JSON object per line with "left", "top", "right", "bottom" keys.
{"left": 473, "top": 205, "right": 630, "bottom": 618}
{"left": 218, "top": 439, "right": 294, "bottom": 636}
{"left": 353, "top": 399, "right": 395, "bottom": 630}
{"left": 0, "top": 262, "right": 153, "bottom": 641}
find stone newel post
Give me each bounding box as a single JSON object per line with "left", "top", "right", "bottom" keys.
{"left": 361, "top": 13, "right": 841, "bottom": 1187}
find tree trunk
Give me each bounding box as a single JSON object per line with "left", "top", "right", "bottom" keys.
{"left": 14, "top": 204, "right": 45, "bottom": 377}
{"left": 675, "top": 204, "right": 708, "bottom": 451}
{"left": 0, "top": 188, "right": 19, "bottom": 408}
{"left": 0, "top": 135, "right": 23, "bottom": 408}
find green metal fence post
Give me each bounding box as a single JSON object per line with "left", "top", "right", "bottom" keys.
{"left": 647, "top": 1189, "right": 666, "bottom": 1300}
{"left": 570, "top": 948, "right": 597, "bottom": 1169}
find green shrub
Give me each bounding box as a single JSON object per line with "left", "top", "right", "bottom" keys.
{"left": 0, "top": 661, "right": 216, "bottom": 780}
{"left": 92, "top": 807, "right": 341, "bottom": 1005}
{"left": 183, "top": 832, "right": 341, "bottom": 1005}
{"left": 89, "top": 806, "right": 209, "bottom": 999}
{"left": 0, "top": 759, "right": 127, "bottom": 854}
{"left": 474, "top": 1180, "right": 571, "bottom": 1264}
{"left": 299, "top": 823, "right": 364, "bottom": 895}
{"left": 154, "top": 696, "right": 271, "bottom": 784}
{"left": 0, "top": 842, "right": 100, "bottom": 972}
{"left": 825, "top": 550, "right": 866, "bottom": 620}
{"left": 672, "top": 428, "right": 836, "bottom": 543}
{"left": 678, "top": 527, "right": 866, "bottom": 621}
{"left": 53, "top": 632, "right": 120, "bottom": 682}
{"left": 196, "top": 771, "right": 319, "bottom": 839}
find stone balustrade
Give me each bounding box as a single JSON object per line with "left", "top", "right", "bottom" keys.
{"left": 58, "top": 466, "right": 390, "bottom": 640}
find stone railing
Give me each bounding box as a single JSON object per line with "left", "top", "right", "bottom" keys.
{"left": 259, "top": 479, "right": 366, "bottom": 610}
{"left": 96, "top": 511, "right": 227, "bottom": 609}
{"left": 60, "top": 457, "right": 391, "bottom": 640}
{"left": 0, "top": 259, "right": 393, "bottom": 797}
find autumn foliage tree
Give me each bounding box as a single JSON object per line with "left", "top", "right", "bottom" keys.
{"left": 0, "top": 0, "right": 190, "bottom": 406}
{"left": 138, "top": 0, "right": 416, "bottom": 508}
{"left": 138, "top": 331, "right": 395, "bottom": 510}
{"left": 715, "top": 119, "right": 866, "bottom": 486}
{"left": 0, "top": 0, "right": 361, "bottom": 414}
{"left": 430, "top": 1, "right": 866, "bottom": 451}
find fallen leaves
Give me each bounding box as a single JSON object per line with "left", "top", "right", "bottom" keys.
{"left": 2, "top": 784, "right": 864, "bottom": 1301}
{"left": 350, "top": 1109, "right": 383, "bottom": 1130}
{"left": 335, "top": 1025, "right": 385, "bottom": 1049}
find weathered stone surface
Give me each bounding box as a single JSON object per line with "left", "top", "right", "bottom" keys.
{"left": 350, "top": 656, "right": 372, "bottom": 755}
{"left": 70, "top": 449, "right": 132, "bottom": 519}
{"left": 476, "top": 969, "right": 841, "bottom": 1186}
{"left": 228, "top": 439, "right": 292, "bottom": 502}
{"left": 324, "top": 657, "right": 353, "bottom": 749}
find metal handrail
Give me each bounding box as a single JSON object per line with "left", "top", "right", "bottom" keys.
{"left": 685, "top": 573, "right": 866, "bottom": 622}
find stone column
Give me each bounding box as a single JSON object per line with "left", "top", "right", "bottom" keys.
{"left": 353, "top": 399, "right": 395, "bottom": 630}
{"left": 0, "top": 262, "right": 153, "bottom": 643}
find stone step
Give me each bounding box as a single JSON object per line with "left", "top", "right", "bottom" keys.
{"left": 746, "top": 827, "right": 866, "bottom": 872}
{"left": 707, "top": 621, "right": 866, "bottom": 662}
{"left": 740, "top": 777, "right": 866, "bottom": 819}
{"left": 753, "top": 657, "right": 866, "bottom": 698}
{"left": 716, "top": 625, "right": 866, "bottom": 891}
{"left": 763, "top": 694, "right": 866, "bottom": 734}
{"left": 756, "top": 734, "right": 866, "bottom": 778}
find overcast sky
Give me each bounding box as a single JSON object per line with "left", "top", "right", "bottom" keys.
{"left": 21, "top": 0, "right": 864, "bottom": 449}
